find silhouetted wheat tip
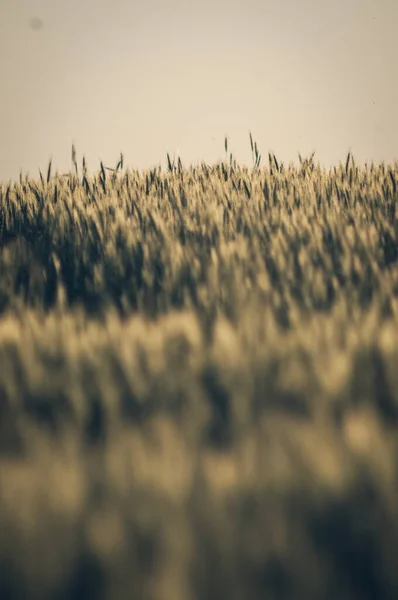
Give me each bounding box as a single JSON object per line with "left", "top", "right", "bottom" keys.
{"left": 47, "top": 158, "right": 52, "bottom": 184}
{"left": 345, "top": 152, "right": 351, "bottom": 174}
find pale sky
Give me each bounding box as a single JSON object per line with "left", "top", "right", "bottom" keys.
{"left": 0, "top": 0, "right": 397, "bottom": 182}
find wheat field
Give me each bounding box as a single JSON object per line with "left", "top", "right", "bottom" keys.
{"left": 1, "top": 138, "right": 398, "bottom": 600}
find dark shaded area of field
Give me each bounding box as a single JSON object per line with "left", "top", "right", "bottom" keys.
{"left": 1, "top": 152, "right": 398, "bottom": 599}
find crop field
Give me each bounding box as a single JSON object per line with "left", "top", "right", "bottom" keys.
{"left": 1, "top": 139, "right": 398, "bottom": 600}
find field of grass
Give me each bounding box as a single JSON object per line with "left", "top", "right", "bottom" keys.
{"left": 1, "top": 139, "right": 398, "bottom": 600}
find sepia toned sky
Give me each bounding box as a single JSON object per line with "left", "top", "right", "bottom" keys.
{"left": 0, "top": 0, "right": 396, "bottom": 182}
